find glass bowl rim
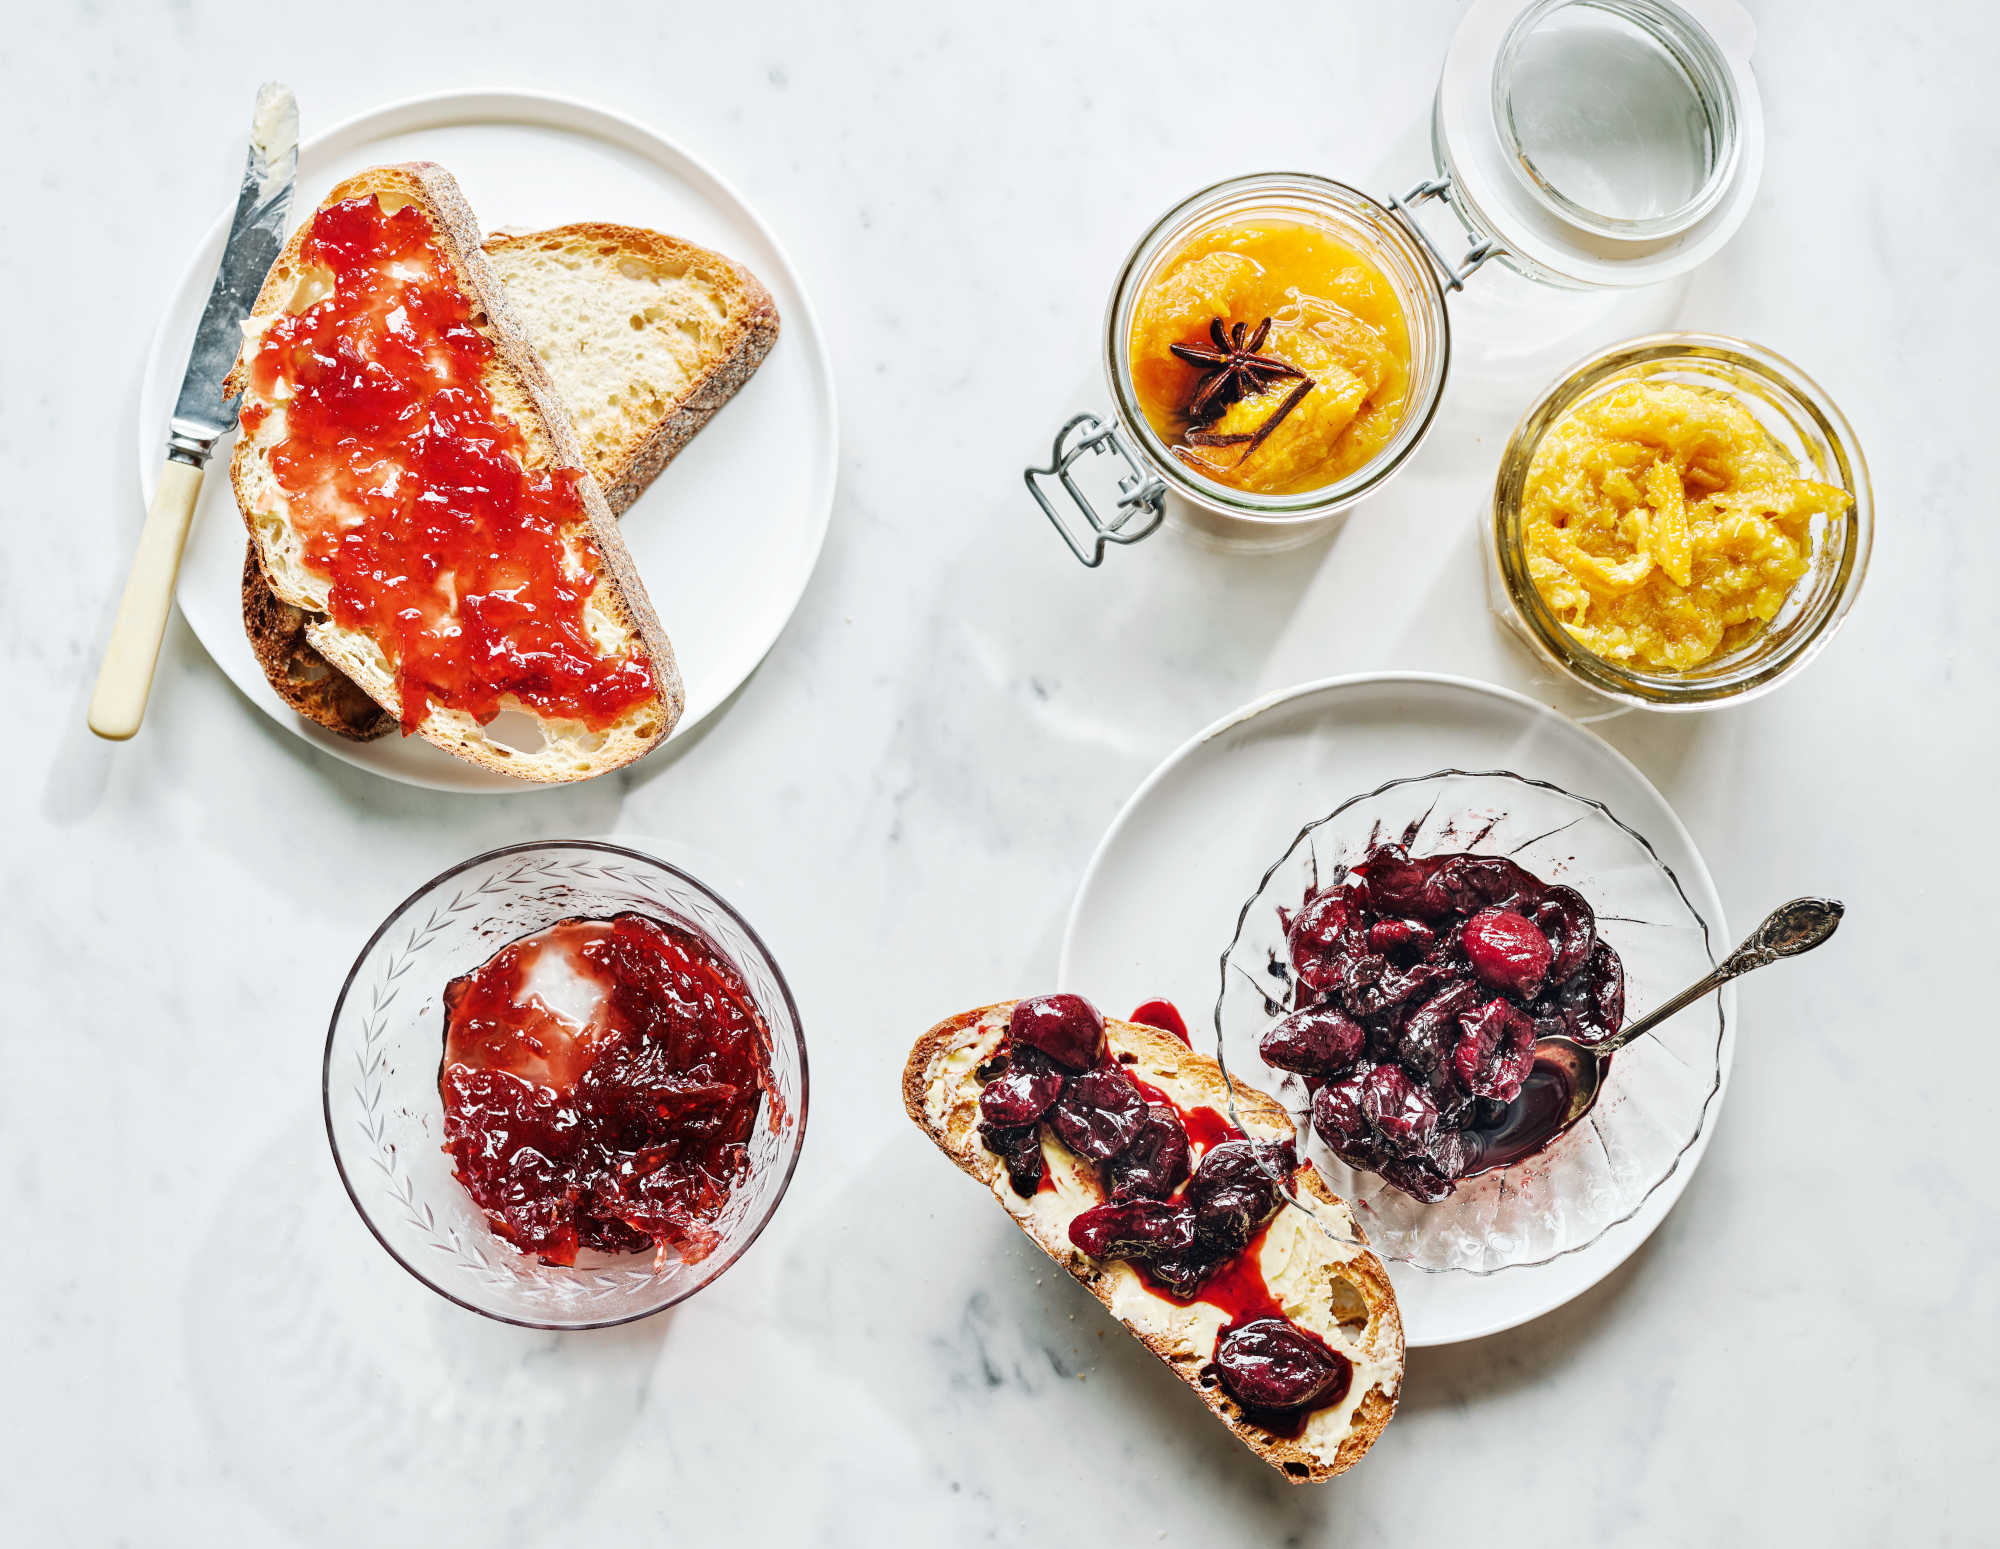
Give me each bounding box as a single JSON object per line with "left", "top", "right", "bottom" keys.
{"left": 321, "top": 837, "right": 811, "bottom": 1330}
{"left": 1101, "top": 169, "right": 1453, "bottom": 524}
{"left": 1490, "top": 330, "right": 1874, "bottom": 709}
{"left": 1213, "top": 766, "right": 1727, "bottom": 1276}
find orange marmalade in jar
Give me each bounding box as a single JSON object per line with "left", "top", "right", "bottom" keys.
{"left": 1127, "top": 219, "right": 1412, "bottom": 496}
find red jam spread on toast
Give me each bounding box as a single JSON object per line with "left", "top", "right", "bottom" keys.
{"left": 243, "top": 194, "right": 655, "bottom": 734}
{"left": 440, "top": 914, "right": 771, "bottom": 1267}
{"left": 976, "top": 994, "right": 1354, "bottom": 1430}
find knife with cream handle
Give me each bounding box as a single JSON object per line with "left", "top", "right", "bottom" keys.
{"left": 88, "top": 83, "right": 298, "bottom": 740}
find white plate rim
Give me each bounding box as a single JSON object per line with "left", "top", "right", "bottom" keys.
{"left": 139, "top": 87, "right": 840, "bottom": 792}
{"left": 1056, "top": 669, "right": 1735, "bottom": 1346}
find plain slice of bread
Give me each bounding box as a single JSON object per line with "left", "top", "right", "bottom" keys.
{"left": 225, "top": 163, "right": 684, "bottom": 783}
{"left": 483, "top": 223, "right": 780, "bottom": 515}
{"left": 904, "top": 1003, "right": 1404, "bottom": 1484}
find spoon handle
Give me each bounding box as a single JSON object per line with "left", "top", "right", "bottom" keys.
{"left": 1597, "top": 896, "right": 1845, "bottom": 1055}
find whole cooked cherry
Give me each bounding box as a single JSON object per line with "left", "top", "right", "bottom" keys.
{"left": 1368, "top": 917, "right": 1437, "bottom": 963}
{"left": 1260, "top": 1006, "right": 1366, "bottom": 1077}
{"left": 1187, "top": 1138, "right": 1295, "bottom": 1253}
{"left": 1069, "top": 1199, "right": 1197, "bottom": 1262}
{"left": 1398, "top": 979, "right": 1481, "bottom": 1074}
{"left": 1354, "top": 844, "right": 1433, "bottom": 916}
{"left": 1047, "top": 1064, "right": 1148, "bottom": 1161}
{"left": 1106, "top": 1102, "right": 1192, "bottom": 1201}
{"left": 1533, "top": 885, "right": 1598, "bottom": 982}
{"left": 1561, "top": 941, "right": 1626, "bottom": 1045}
{"left": 1212, "top": 1318, "right": 1353, "bottom": 1413}
{"left": 1463, "top": 907, "right": 1554, "bottom": 998}
{"left": 1359, "top": 1062, "right": 1440, "bottom": 1152}
{"left": 976, "top": 1048, "right": 1065, "bottom": 1128}
{"left": 1009, "top": 993, "right": 1106, "bottom": 1071}
{"left": 1452, "top": 998, "right": 1537, "bottom": 1101}
{"left": 981, "top": 1122, "right": 1045, "bottom": 1196}
{"left": 1311, "top": 1073, "right": 1370, "bottom": 1148}
{"left": 1288, "top": 889, "right": 1364, "bottom": 993}
{"left": 1420, "top": 854, "right": 1542, "bottom": 919}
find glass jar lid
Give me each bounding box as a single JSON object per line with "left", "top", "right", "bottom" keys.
{"left": 1434, "top": 0, "right": 1764, "bottom": 288}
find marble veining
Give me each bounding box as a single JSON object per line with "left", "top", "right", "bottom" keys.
{"left": 5, "top": 1, "right": 1995, "bottom": 1544}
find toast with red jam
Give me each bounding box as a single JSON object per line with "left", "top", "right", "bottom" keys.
{"left": 226, "top": 165, "right": 681, "bottom": 781}
{"left": 240, "top": 218, "right": 778, "bottom": 744}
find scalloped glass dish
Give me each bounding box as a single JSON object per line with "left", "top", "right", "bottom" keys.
{"left": 324, "top": 841, "right": 807, "bottom": 1327}
{"left": 1217, "top": 770, "right": 1721, "bottom": 1274}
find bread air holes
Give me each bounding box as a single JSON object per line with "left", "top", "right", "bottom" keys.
{"left": 1325, "top": 1276, "right": 1370, "bottom": 1327}
{"left": 1283, "top": 1462, "right": 1310, "bottom": 1479}
{"left": 480, "top": 709, "right": 552, "bottom": 757}
{"left": 478, "top": 710, "right": 614, "bottom": 765}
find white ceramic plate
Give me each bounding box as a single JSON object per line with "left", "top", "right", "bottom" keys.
{"left": 1057, "top": 672, "right": 1735, "bottom": 1346}
{"left": 139, "top": 90, "right": 839, "bottom": 791}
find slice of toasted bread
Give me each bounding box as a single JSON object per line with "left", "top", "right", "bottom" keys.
{"left": 240, "top": 543, "right": 394, "bottom": 740}
{"left": 238, "top": 220, "right": 768, "bottom": 744}
{"left": 483, "top": 223, "right": 780, "bottom": 514}
{"left": 232, "top": 223, "right": 756, "bottom": 744}
{"left": 904, "top": 1003, "right": 1404, "bottom": 1483}
{"left": 226, "top": 163, "right": 684, "bottom": 783}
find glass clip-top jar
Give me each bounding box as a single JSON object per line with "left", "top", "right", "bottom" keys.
{"left": 1026, "top": 0, "right": 1764, "bottom": 565}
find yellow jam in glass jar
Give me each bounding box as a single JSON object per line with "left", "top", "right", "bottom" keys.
{"left": 1127, "top": 219, "right": 1411, "bottom": 496}
{"left": 1519, "top": 380, "right": 1852, "bottom": 671}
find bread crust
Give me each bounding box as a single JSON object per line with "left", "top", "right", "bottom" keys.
{"left": 903, "top": 1003, "right": 1403, "bottom": 1483}
{"left": 239, "top": 544, "right": 393, "bottom": 740}
{"left": 483, "top": 223, "right": 781, "bottom": 514}
{"left": 226, "top": 163, "right": 684, "bottom": 783}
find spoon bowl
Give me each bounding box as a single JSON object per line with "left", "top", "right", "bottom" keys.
{"left": 1460, "top": 896, "right": 1844, "bottom": 1179}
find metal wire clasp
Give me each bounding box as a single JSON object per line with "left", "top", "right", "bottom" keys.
{"left": 1024, "top": 413, "right": 1168, "bottom": 567}
{"left": 1386, "top": 176, "right": 1501, "bottom": 293}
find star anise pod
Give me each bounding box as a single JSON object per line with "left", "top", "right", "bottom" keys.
{"left": 1170, "top": 317, "right": 1307, "bottom": 422}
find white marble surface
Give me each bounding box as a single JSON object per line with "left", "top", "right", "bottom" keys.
{"left": 7, "top": 1, "right": 1995, "bottom": 1542}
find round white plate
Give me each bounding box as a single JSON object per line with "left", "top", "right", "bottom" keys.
{"left": 1057, "top": 672, "right": 1734, "bottom": 1347}
{"left": 140, "top": 90, "right": 839, "bottom": 791}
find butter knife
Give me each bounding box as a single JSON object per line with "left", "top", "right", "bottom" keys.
{"left": 88, "top": 82, "right": 298, "bottom": 741}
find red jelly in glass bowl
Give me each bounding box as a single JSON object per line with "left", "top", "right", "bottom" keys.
{"left": 326, "top": 842, "right": 807, "bottom": 1327}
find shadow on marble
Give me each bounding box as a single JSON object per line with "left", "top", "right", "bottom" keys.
{"left": 182, "top": 1110, "right": 671, "bottom": 1545}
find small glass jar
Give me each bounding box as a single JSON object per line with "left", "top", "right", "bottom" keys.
{"left": 1026, "top": 0, "right": 1765, "bottom": 563}
{"left": 1101, "top": 173, "right": 1454, "bottom": 551}
{"left": 1485, "top": 333, "right": 1872, "bottom": 709}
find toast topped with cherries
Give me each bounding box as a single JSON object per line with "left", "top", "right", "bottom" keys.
{"left": 240, "top": 218, "right": 779, "bottom": 744}
{"left": 904, "top": 997, "right": 1403, "bottom": 1483}
{"left": 226, "top": 164, "right": 681, "bottom": 781}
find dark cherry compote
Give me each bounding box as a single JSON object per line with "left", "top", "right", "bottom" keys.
{"left": 1267, "top": 842, "right": 1626, "bottom": 1201}
{"left": 440, "top": 913, "right": 772, "bottom": 1267}
{"left": 977, "top": 994, "right": 1354, "bottom": 1427}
